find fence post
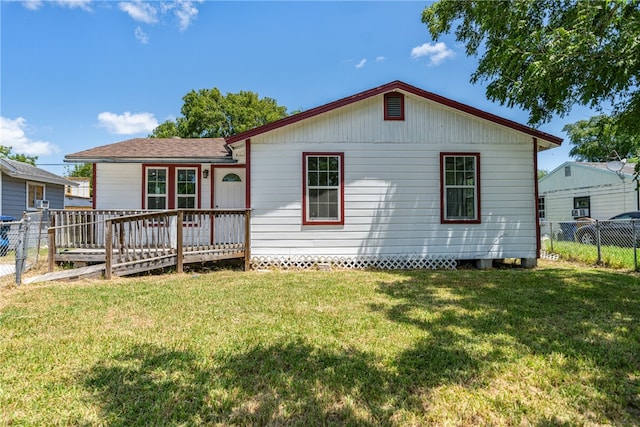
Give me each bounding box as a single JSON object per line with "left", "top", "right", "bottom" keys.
{"left": 595, "top": 220, "right": 602, "bottom": 265}
{"left": 48, "top": 214, "right": 56, "bottom": 272}
{"left": 633, "top": 219, "right": 638, "bottom": 272}
{"left": 549, "top": 222, "right": 555, "bottom": 253}
{"left": 15, "top": 215, "right": 31, "bottom": 286}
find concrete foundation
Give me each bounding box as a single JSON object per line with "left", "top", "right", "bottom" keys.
{"left": 475, "top": 259, "right": 493, "bottom": 269}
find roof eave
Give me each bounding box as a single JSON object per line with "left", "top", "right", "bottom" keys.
{"left": 64, "top": 157, "right": 237, "bottom": 164}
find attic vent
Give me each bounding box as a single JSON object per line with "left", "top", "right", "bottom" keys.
{"left": 384, "top": 92, "right": 405, "bottom": 121}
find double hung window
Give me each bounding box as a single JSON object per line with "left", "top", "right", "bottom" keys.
{"left": 144, "top": 166, "right": 199, "bottom": 210}
{"left": 303, "top": 153, "right": 344, "bottom": 225}
{"left": 176, "top": 168, "right": 197, "bottom": 209}
{"left": 441, "top": 153, "right": 480, "bottom": 223}
{"left": 146, "top": 168, "right": 168, "bottom": 210}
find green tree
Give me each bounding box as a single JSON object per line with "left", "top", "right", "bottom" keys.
{"left": 150, "top": 88, "right": 289, "bottom": 138}
{"left": 0, "top": 145, "right": 37, "bottom": 165}
{"left": 563, "top": 115, "right": 640, "bottom": 161}
{"left": 65, "top": 163, "right": 93, "bottom": 178}
{"left": 421, "top": 1, "right": 640, "bottom": 135}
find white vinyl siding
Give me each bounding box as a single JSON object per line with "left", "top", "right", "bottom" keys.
{"left": 245, "top": 91, "right": 541, "bottom": 261}
{"left": 539, "top": 162, "right": 638, "bottom": 221}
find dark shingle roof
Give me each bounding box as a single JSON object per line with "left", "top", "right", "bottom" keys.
{"left": 65, "top": 138, "right": 231, "bottom": 162}
{"left": 0, "top": 158, "right": 77, "bottom": 186}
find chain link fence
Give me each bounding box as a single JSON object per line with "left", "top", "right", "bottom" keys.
{"left": 0, "top": 211, "right": 49, "bottom": 285}
{"left": 540, "top": 219, "right": 639, "bottom": 271}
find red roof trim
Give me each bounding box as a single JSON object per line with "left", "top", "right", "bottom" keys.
{"left": 225, "top": 80, "right": 563, "bottom": 146}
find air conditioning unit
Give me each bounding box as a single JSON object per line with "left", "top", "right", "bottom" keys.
{"left": 35, "top": 200, "right": 49, "bottom": 209}
{"left": 571, "top": 208, "right": 589, "bottom": 217}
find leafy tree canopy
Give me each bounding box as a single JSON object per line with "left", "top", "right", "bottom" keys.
{"left": 65, "top": 163, "right": 92, "bottom": 178}
{"left": 563, "top": 115, "right": 640, "bottom": 161}
{"left": 0, "top": 145, "right": 37, "bottom": 166}
{"left": 150, "top": 88, "right": 289, "bottom": 138}
{"left": 422, "top": 1, "right": 640, "bottom": 136}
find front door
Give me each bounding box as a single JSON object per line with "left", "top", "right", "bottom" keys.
{"left": 213, "top": 168, "right": 246, "bottom": 244}
{"left": 214, "top": 169, "right": 246, "bottom": 209}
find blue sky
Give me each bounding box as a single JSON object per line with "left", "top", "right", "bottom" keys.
{"left": 2, "top": 0, "right": 595, "bottom": 177}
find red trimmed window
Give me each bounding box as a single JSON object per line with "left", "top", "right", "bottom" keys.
{"left": 303, "top": 153, "right": 344, "bottom": 225}
{"left": 384, "top": 92, "right": 405, "bottom": 120}
{"left": 144, "top": 165, "right": 200, "bottom": 210}
{"left": 441, "top": 153, "right": 480, "bottom": 223}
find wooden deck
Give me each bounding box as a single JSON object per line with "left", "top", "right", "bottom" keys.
{"left": 47, "top": 209, "right": 250, "bottom": 279}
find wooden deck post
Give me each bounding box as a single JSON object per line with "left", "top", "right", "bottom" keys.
{"left": 176, "top": 211, "right": 184, "bottom": 274}
{"left": 105, "top": 219, "right": 112, "bottom": 280}
{"left": 244, "top": 209, "right": 251, "bottom": 271}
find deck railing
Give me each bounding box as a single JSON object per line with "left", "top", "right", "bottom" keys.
{"left": 48, "top": 209, "right": 250, "bottom": 277}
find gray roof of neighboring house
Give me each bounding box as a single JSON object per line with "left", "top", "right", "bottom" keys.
{"left": 64, "top": 137, "right": 232, "bottom": 163}
{"left": 576, "top": 161, "right": 637, "bottom": 177}
{"left": 0, "top": 158, "right": 77, "bottom": 186}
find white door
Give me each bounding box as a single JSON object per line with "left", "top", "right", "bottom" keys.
{"left": 214, "top": 169, "right": 246, "bottom": 244}
{"left": 214, "top": 169, "right": 246, "bottom": 209}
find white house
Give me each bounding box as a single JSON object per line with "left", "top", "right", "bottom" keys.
{"left": 65, "top": 81, "right": 562, "bottom": 268}
{"left": 538, "top": 161, "right": 639, "bottom": 222}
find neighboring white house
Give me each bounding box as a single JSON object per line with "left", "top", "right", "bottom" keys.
{"left": 65, "top": 80, "right": 562, "bottom": 268}
{"left": 538, "top": 161, "right": 639, "bottom": 222}
{"left": 64, "top": 177, "right": 93, "bottom": 209}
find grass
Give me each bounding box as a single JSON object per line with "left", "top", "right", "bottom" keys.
{"left": 1, "top": 260, "right": 639, "bottom": 426}
{"left": 543, "top": 239, "right": 639, "bottom": 270}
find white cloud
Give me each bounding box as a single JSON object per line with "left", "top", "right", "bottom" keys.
{"left": 134, "top": 26, "right": 149, "bottom": 44}
{"left": 98, "top": 112, "right": 159, "bottom": 135}
{"left": 411, "top": 42, "right": 455, "bottom": 66}
{"left": 118, "top": 1, "right": 158, "bottom": 24}
{"left": 22, "top": 1, "right": 43, "bottom": 11}
{"left": 55, "top": 0, "right": 92, "bottom": 11}
{"left": 0, "top": 117, "right": 58, "bottom": 156}
{"left": 174, "top": 1, "right": 200, "bottom": 32}
{"left": 355, "top": 59, "right": 367, "bottom": 69}
{"left": 376, "top": 56, "right": 385, "bottom": 62}
{"left": 23, "top": 0, "right": 92, "bottom": 11}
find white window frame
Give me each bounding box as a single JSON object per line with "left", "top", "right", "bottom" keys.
{"left": 26, "top": 182, "right": 46, "bottom": 211}
{"left": 303, "top": 153, "right": 344, "bottom": 225}
{"left": 441, "top": 153, "right": 480, "bottom": 223}
{"left": 175, "top": 167, "right": 198, "bottom": 209}
{"left": 145, "top": 167, "right": 168, "bottom": 210}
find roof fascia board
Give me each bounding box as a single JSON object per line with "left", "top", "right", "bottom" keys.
{"left": 64, "top": 157, "right": 237, "bottom": 164}
{"left": 225, "top": 80, "right": 563, "bottom": 146}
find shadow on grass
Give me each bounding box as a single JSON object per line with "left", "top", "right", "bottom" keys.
{"left": 374, "top": 267, "right": 640, "bottom": 423}
{"left": 80, "top": 267, "right": 639, "bottom": 425}
{"left": 82, "top": 339, "right": 480, "bottom": 425}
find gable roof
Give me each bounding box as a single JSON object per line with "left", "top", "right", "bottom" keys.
{"left": 65, "top": 138, "right": 232, "bottom": 163}
{"left": 0, "top": 158, "right": 77, "bottom": 186}
{"left": 225, "top": 80, "right": 563, "bottom": 148}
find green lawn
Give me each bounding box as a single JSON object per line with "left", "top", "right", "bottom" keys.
{"left": 543, "top": 239, "right": 639, "bottom": 270}
{"left": 1, "top": 261, "right": 639, "bottom": 426}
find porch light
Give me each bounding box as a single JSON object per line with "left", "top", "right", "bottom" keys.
{"left": 202, "top": 169, "right": 209, "bottom": 179}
